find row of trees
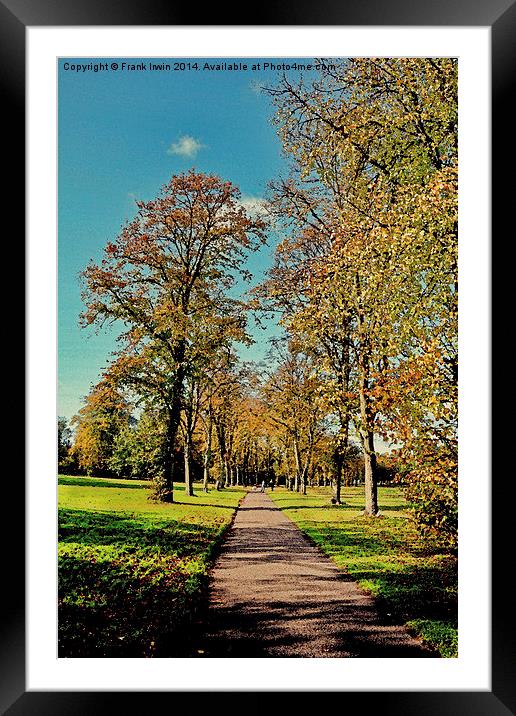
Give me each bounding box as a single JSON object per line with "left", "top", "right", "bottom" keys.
{"left": 60, "top": 58, "right": 458, "bottom": 546}
{"left": 58, "top": 362, "right": 397, "bottom": 492}
{"left": 255, "top": 57, "right": 458, "bottom": 542}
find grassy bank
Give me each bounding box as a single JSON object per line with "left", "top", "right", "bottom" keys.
{"left": 268, "top": 486, "right": 458, "bottom": 657}
{"left": 58, "top": 475, "right": 245, "bottom": 657}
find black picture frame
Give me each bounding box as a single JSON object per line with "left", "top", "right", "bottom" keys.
{"left": 8, "top": 1, "right": 505, "bottom": 712}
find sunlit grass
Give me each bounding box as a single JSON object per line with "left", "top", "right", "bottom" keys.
{"left": 58, "top": 475, "right": 245, "bottom": 657}
{"left": 59, "top": 477, "right": 457, "bottom": 658}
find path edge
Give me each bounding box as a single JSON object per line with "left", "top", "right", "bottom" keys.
{"left": 268, "top": 492, "right": 439, "bottom": 658}
{"left": 186, "top": 488, "right": 249, "bottom": 657}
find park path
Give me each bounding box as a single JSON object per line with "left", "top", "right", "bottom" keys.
{"left": 196, "top": 491, "right": 435, "bottom": 658}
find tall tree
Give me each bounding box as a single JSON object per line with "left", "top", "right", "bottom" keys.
{"left": 81, "top": 171, "right": 266, "bottom": 501}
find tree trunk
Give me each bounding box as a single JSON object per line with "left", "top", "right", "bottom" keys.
{"left": 359, "top": 378, "right": 379, "bottom": 515}
{"left": 217, "top": 453, "right": 224, "bottom": 489}
{"left": 153, "top": 401, "right": 181, "bottom": 502}
{"left": 184, "top": 435, "right": 194, "bottom": 497}
{"left": 334, "top": 416, "right": 350, "bottom": 505}
{"left": 216, "top": 421, "right": 227, "bottom": 489}
{"left": 334, "top": 452, "right": 343, "bottom": 505}
{"left": 202, "top": 411, "right": 213, "bottom": 492}
{"left": 152, "top": 343, "right": 186, "bottom": 502}
{"left": 293, "top": 439, "right": 301, "bottom": 492}
{"left": 202, "top": 440, "right": 211, "bottom": 493}
{"left": 356, "top": 305, "right": 379, "bottom": 516}
{"left": 363, "top": 429, "right": 378, "bottom": 515}
{"left": 203, "top": 461, "right": 210, "bottom": 492}
{"left": 300, "top": 458, "right": 309, "bottom": 495}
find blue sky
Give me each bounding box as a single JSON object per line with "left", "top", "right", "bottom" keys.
{"left": 58, "top": 58, "right": 301, "bottom": 419}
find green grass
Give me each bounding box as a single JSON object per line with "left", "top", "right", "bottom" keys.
{"left": 58, "top": 475, "right": 245, "bottom": 657}
{"left": 269, "top": 486, "right": 458, "bottom": 658}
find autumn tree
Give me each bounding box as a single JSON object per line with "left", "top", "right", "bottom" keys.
{"left": 230, "top": 390, "right": 278, "bottom": 487}
{"left": 180, "top": 301, "right": 249, "bottom": 496}
{"left": 208, "top": 356, "right": 248, "bottom": 489}
{"left": 193, "top": 348, "right": 251, "bottom": 492}
{"left": 198, "top": 388, "right": 215, "bottom": 493}
{"left": 71, "top": 375, "right": 132, "bottom": 476}
{"left": 263, "top": 58, "right": 458, "bottom": 527}
{"left": 256, "top": 222, "right": 355, "bottom": 504}
{"left": 261, "top": 344, "right": 327, "bottom": 495}
{"left": 81, "top": 171, "right": 266, "bottom": 501}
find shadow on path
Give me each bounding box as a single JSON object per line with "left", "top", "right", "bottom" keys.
{"left": 193, "top": 492, "right": 436, "bottom": 658}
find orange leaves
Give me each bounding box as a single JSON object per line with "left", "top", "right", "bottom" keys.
{"left": 81, "top": 171, "right": 268, "bottom": 356}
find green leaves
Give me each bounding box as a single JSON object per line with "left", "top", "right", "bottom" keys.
{"left": 263, "top": 58, "right": 458, "bottom": 540}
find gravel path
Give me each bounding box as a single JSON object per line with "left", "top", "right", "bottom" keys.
{"left": 197, "top": 491, "right": 435, "bottom": 658}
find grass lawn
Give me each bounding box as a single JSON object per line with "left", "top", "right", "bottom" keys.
{"left": 58, "top": 475, "right": 245, "bottom": 657}
{"left": 268, "top": 486, "right": 458, "bottom": 657}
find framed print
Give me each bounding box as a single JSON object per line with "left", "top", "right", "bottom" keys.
{"left": 6, "top": 0, "right": 508, "bottom": 711}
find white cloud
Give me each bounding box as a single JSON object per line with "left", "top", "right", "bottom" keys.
{"left": 167, "top": 135, "right": 205, "bottom": 158}
{"left": 239, "top": 195, "right": 268, "bottom": 218}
